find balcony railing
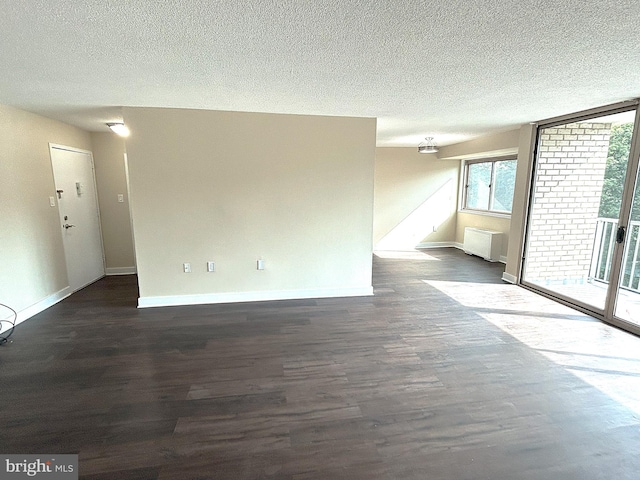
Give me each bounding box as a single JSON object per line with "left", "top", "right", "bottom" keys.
{"left": 590, "top": 218, "right": 640, "bottom": 292}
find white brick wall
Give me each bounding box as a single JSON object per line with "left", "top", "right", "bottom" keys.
{"left": 525, "top": 122, "right": 612, "bottom": 283}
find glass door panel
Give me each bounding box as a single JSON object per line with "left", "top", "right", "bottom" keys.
{"left": 523, "top": 109, "right": 637, "bottom": 312}
{"left": 614, "top": 130, "right": 640, "bottom": 329}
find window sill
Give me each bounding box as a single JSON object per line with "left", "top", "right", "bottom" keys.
{"left": 458, "top": 209, "right": 511, "bottom": 219}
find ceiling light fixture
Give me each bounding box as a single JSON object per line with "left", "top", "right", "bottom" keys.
{"left": 106, "top": 122, "right": 130, "bottom": 137}
{"left": 418, "top": 136, "right": 438, "bottom": 154}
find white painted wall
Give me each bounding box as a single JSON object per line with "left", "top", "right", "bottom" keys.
{"left": 0, "top": 104, "right": 92, "bottom": 323}
{"left": 374, "top": 147, "right": 459, "bottom": 250}
{"left": 123, "top": 107, "right": 376, "bottom": 306}
{"left": 91, "top": 133, "right": 136, "bottom": 274}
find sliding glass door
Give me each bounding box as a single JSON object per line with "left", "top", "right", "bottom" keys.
{"left": 522, "top": 106, "right": 640, "bottom": 334}
{"left": 614, "top": 135, "right": 640, "bottom": 330}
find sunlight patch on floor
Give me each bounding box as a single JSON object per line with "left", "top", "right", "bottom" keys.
{"left": 374, "top": 250, "right": 441, "bottom": 261}
{"left": 424, "top": 279, "right": 640, "bottom": 416}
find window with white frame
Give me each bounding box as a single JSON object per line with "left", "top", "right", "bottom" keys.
{"left": 463, "top": 158, "right": 517, "bottom": 214}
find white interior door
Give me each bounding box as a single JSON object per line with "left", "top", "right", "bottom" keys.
{"left": 50, "top": 145, "right": 105, "bottom": 291}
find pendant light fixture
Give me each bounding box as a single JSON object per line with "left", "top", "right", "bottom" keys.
{"left": 418, "top": 136, "right": 438, "bottom": 154}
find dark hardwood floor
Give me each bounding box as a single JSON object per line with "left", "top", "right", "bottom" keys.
{"left": 1, "top": 248, "right": 639, "bottom": 479}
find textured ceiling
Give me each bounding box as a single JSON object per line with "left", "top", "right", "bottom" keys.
{"left": 2, "top": 1, "right": 640, "bottom": 146}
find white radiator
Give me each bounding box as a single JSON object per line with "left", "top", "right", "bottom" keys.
{"left": 463, "top": 227, "right": 502, "bottom": 262}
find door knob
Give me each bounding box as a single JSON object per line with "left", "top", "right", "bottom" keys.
{"left": 63, "top": 224, "right": 76, "bottom": 229}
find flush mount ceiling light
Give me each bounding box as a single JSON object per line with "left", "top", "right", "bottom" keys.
{"left": 418, "top": 136, "right": 438, "bottom": 154}
{"left": 106, "top": 122, "right": 130, "bottom": 137}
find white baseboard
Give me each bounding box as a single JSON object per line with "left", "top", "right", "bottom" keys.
{"left": 415, "top": 242, "right": 457, "bottom": 249}
{"left": 138, "top": 286, "right": 374, "bottom": 308}
{"left": 452, "top": 242, "right": 464, "bottom": 250}
{"left": 500, "top": 255, "right": 508, "bottom": 264}
{"left": 0, "top": 286, "right": 72, "bottom": 334}
{"left": 105, "top": 266, "right": 136, "bottom": 276}
{"left": 502, "top": 272, "right": 517, "bottom": 284}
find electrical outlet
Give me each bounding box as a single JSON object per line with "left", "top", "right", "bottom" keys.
{"left": 183, "top": 263, "right": 191, "bottom": 273}
{"left": 207, "top": 261, "right": 215, "bottom": 272}
{"left": 257, "top": 259, "right": 265, "bottom": 270}
{"left": 117, "top": 194, "right": 124, "bottom": 203}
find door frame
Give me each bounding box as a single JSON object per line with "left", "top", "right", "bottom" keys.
{"left": 608, "top": 107, "right": 640, "bottom": 334}
{"left": 49, "top": 143, "right": 106, "bottom": 291}
{"left": 518, "top": 100, "right": 640, "bottom": 336}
